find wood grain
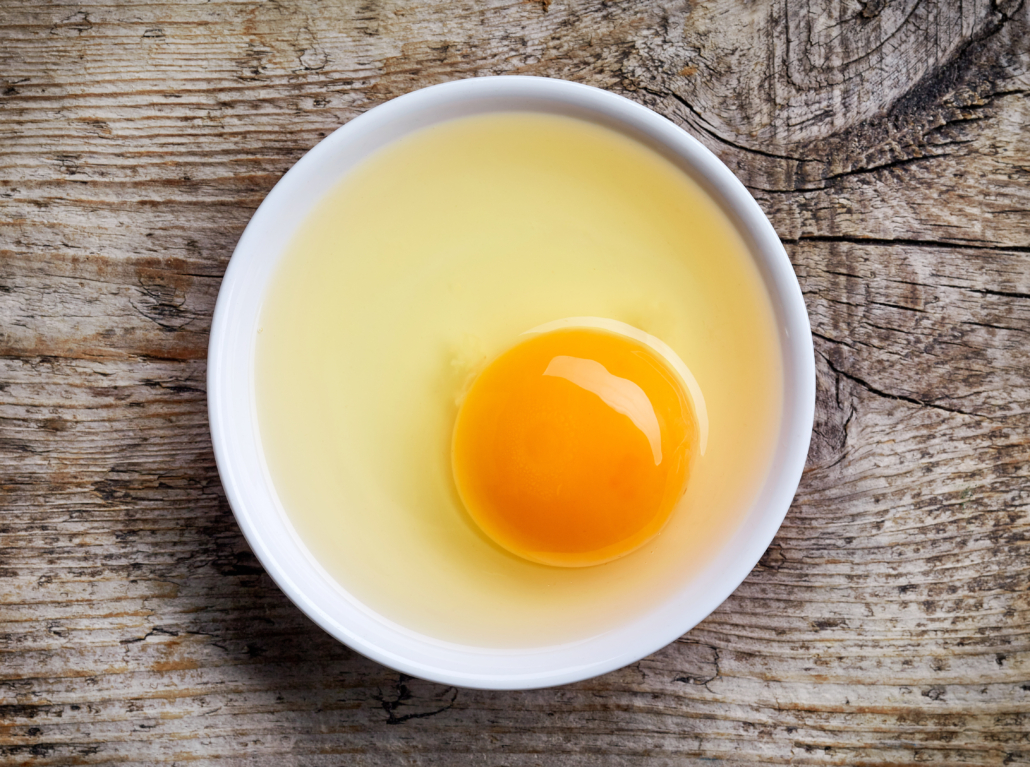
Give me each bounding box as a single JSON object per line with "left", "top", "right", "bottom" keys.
{"left": 2, "top": 0, "right": 1029, "bottom": 764}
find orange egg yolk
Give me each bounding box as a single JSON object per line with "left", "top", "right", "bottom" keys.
{"left": 451, "top": 327, "right": 697, "bottom": 567}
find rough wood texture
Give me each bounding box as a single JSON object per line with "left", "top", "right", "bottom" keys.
{"left": 2, "top": 0, "right": 1029, "bottom": 764}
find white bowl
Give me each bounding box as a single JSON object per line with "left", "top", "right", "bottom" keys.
{"left": 207, "top": 76, "right": 815, "bottom": 690}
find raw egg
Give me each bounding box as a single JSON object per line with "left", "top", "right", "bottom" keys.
{"left": 255, "top": 112, "right": 780, "bottom": 647}
{"left": 452, "top": 320, "right": 703, "bottom": 567}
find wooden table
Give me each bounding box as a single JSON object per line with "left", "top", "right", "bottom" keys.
{"left": 2, "top": 1, "right": 1029, "bottom": 764}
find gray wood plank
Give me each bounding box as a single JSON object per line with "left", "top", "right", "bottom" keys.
{"left": 2, "top": 0, "right": 1028, "bottom": 764}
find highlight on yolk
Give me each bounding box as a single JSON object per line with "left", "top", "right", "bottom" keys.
{"left": 451, "top": 325, "right": 699, "bottom": 567}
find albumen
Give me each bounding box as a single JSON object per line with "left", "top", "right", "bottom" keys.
{"left": 255, "top": 112, "right": 782, "bottom": 647}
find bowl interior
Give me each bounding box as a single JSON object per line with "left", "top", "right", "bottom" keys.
{"left": 207, "top": 76, "right": 814, "bottom": 690}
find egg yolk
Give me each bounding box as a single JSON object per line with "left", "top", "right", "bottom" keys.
{"left": 451, "top": 327, "right": 697, "bottom": 567}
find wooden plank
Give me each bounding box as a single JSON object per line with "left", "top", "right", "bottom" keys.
{"left": 2, "top": 0, "right": 1028, "bottom": 764}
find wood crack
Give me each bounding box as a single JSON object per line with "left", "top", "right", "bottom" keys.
{"left": 639, "top": 86, "right": 808, "bottom": 163}
{"left": 815, "top": 346, "right": 987, "bottom": 419}
{"left": 784, "top": 235, "right": 1030, "bottom": 254}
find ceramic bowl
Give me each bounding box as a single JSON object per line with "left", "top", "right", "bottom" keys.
{"left": 207, "top": 76, "right": 815, "bottom": 690}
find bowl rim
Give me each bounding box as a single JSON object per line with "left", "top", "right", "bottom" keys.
{"left": 207, "top": 75, "right": 815, "bottom": 690}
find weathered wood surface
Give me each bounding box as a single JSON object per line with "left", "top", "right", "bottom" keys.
{"left": 2, "top": 0, "right": 1029, "bottom": 764}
